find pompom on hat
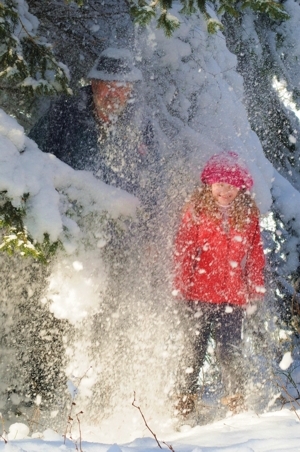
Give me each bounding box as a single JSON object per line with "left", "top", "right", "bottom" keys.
{"left": 200, "top": 151, "right": 253, "bottom": 190}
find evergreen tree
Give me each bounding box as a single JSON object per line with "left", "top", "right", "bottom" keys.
{"left": 0, "top": 0, "right": 71, "bottom": 96}
{"left": 129, "top": 0, "right": 289, "bottom": 36}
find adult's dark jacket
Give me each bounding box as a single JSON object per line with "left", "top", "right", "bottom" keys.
{"left": 29, "top": 86, "right": 160, "bottom": 205}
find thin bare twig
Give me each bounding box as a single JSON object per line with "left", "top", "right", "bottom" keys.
{"left": 0, "top": 414, "right": 7, "bottom": 443}
{"left": 162, "top": 441, "right": 176, "bottom": 452}
{"left": 0, "top": 436, "right": 7, "bottom": 444}
{"left": 132, "top": 392, "right": 162, "bottom": 449}
{"left": 132, "top": 392, "right": 176, "bottom": 452}
{"left": 63, "top": 367, "right": 92, "bottom": 444}
{"left": 276, "top": 376, "right": 300, "bottom": 421}
{"left": 63, "top": 401, "right": 76, "bottom": 444}
{"left": 28, "top": 405, "right": 41, "bottom": 433}
{"left": 76, "top": 366, "right": 92, "bottom": 389}
{"left": 76, "top": 411, "right": 84, "bottom": 452}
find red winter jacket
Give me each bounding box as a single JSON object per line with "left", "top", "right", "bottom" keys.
{"left": 174, "top": 207, "right": 265, "bottom": 306}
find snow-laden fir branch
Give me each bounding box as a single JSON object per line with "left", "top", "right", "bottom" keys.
{"left": 0, "top": 0, "right": 71, "bottom": 97}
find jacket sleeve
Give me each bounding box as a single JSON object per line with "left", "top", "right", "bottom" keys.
{"left": 245, "top": 216, "right": 265, "bottom": 301}
{"left": 173, "top": 208, "right": 199, "bottom": 297}
{"left": 28, "top": 99, "right": 67, "bottom": 158}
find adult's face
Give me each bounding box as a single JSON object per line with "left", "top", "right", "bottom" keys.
{"left": 91, "top": 80, "right": 133, "bottom": 123}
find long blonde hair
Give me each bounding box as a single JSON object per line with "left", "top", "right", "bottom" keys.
{"left": 187, "top": 184, "right": 259, "bottom": 230}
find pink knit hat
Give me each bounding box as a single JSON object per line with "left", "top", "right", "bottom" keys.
{"left": 200, "top": 151, "right": 253, "bottom": 189}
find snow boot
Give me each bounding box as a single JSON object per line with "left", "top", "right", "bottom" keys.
{"left": 175, "top": 393, "right": 198, "bottom": 417}
{"left": 220, "top": 393, "right": 245, "bottom": 413}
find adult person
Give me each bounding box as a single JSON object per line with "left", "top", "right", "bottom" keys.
{"left": 27, "top": 48, "right": 162, "bottom": 416}
{"left": 29, "top": 47, "right": 159, "bottom": 207}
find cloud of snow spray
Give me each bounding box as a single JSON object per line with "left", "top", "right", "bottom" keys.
{"left": 43, "top": 216, "right": 183, "bottom": 441}
{"left": 34, "top": 8, "right": 290, "bottom": 442}
{"left": 3, "top": 4, "right": 299, "bottom": 443}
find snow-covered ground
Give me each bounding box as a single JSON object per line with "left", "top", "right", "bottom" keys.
{"left": 2, "top": 408, "right": 300, "bottom": 451}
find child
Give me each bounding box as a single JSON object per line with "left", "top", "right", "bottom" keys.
{"left": 173, "top": 151, "right": 265, "bottom": 416}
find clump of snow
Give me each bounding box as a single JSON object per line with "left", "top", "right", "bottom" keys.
{"left": 72, "top": 261, "right": 83, "bottom": 271}
{"left": 7, "top": 422, "right": 29, "bottom": 440}
{"left": 34, "top": 394, "right": 42, "bottom": 406}
{"left": 0, "top": 110, "right": 25, "bottom": 151}
{"left": 272, "top": 77, "right": 300, "bottom": 120}
{"left": 279, "top": 351, "right": 293, "bottom": 370}
{"left": 45, "top": 249, "right": 108, "bottom": 324}
{"left": 246, "top": 303, "right": 258, "bottom": 316}
{"left": 13, "top": 0, "right": 40, "bottom": 38}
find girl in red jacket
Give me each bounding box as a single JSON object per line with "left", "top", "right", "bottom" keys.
{"left": 173, "top": 151, "right": 265, "bottom": 416}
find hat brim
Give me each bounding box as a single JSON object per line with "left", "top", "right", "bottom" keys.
{"left": 87, "top": 67, "right": 143, "bottom": 82}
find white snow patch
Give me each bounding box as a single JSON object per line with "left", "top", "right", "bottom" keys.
{"left": 279, "top": 351, "right": 293, "bottom": 370}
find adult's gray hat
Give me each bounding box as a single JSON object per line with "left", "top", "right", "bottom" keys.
{"left": 87, "top": 47, "right": 143, "bottom": 83}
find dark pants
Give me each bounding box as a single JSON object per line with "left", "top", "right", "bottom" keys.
{"left": 177, "top": 301, "right": 245, "bottom": 396}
